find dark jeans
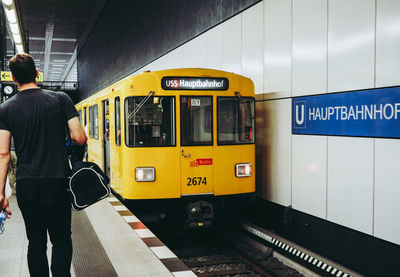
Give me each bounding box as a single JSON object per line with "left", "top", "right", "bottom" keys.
{"left": 16, "top": 179, "right": 72, "bottom": 277}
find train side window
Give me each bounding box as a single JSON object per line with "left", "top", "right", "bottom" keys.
{"left": 89, "top": 106, "right": 92, "bottom": 137}
{"left": 89, "top": 104, "right": 99, "bottom": 139}
{"left": 115, "top": 97, "right": 121, "bottom": 146}
{"left": 78, "top": 110, "right": 82, "bottom": 124}
{"left": 124, "top": 96, "right": 175, "bottom": 147}
{"left": 217, "top": 97, "right": 255, "bottom": 145}
{"left": 94, "top": 104, "right": 98, "bottom": 139}
{"left": 84, "top": 107, "right": 87, "bottom": 126}
{"left": 180, "top": 96, "right": 213, "bottom": 146}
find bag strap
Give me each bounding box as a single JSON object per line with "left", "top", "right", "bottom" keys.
{"left": 56, "top": 93, "right": 73, "bottom": 170}
{"left": 56, "top": 92, "right": 73, "bottom": 145}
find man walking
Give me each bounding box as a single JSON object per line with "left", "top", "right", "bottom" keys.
{"left": 0, "top": 53, "right": 86, "bottom": 276}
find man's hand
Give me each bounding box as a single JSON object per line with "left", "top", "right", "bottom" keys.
{"left": 0, "top": 129, "right": 11, "bottom": 217}
{"left": 0, "top": 195, "right": 11, "bottom": 217}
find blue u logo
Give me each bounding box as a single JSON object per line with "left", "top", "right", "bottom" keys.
{"left": 294, "top": 101, "right": 306, "bottom": 128}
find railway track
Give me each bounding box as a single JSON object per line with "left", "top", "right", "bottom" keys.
{"left": 148, "top": 221, "right": 304, "bottom": 277}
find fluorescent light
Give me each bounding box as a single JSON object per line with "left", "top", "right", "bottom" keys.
{"left": 15, "top": 44, "right": 23, "bottom": 53}
{"left": 2, "top": 0, "right": 13, "bottom": 6}
{"left": 12, "top": 33, "right": 21, "bottom": 44}
{"left": 9, "top": 22, "right": 20, "bottom": 34}
{"left": 2, "top": 0, "right": 25, "bottom": 53}
{"left": 53, "top": 60, "right": 66, "bottom": 62}
{"left": 52, "top": 64, "right": 65, "bottom": 67}
{"left": 4, "top": 8, "right": 17, "bottom": 23}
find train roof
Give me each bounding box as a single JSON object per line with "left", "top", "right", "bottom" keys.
{"left": 76, "top": 68, "right": 254, "bottom": 106}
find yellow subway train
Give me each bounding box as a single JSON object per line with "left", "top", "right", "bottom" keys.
{"left": 75, "top": 68, "right": 255, "bottom": 227}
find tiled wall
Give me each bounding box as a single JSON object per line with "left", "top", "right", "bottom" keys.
{"left": 132, "top": 0, "right": 400, "bottom": 246}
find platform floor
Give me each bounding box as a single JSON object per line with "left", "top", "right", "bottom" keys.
{"left": 0, "top": 195, "right": 195, "bottom": 277}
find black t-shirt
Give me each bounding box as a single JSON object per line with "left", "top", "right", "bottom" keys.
{"left": 0, "top": 88, "right": 78, "bottom": 180}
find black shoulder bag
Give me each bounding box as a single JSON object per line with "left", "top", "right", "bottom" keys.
{"left": 60, "top": 94, "right": 111, "bottom": 211}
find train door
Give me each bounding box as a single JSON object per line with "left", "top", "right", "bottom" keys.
{"left": 180, "top": 96, "right": 214, "bottom": 196}
{"left": 102, "top": 99, "right": 111, "bottom": 177}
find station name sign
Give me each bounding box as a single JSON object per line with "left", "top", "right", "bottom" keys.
{"left": 161, "top": 77, "right": 229, "bottom": 90}
{"left": 292, "top": 86, "right": 400, "bottom": 138}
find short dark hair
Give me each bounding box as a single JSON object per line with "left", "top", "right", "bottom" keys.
{"left": 8, "top": 53, "right": 37, "bottom": 85}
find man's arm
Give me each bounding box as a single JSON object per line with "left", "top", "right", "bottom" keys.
{"left": 0, "top": 130, "right": 11, "bottom": 216}
{"left": 68, "top": 117, "right": 86, "bottom": 145}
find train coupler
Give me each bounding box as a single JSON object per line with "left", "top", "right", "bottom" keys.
{"left": 184, "top": 200, "right": 214, "bottom": 229}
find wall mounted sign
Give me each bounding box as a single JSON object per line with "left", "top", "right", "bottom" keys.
{"left": 292, "top": 86, "right": 400, "bottom": 138}
{"left": 1, "top": 71, "right": 12, "bottom": 82}
{"left": 1, "top": 71, "right": 43, "bottom": 83}
{"left": 162, "top": 77, "right": 229, "bottom": 90}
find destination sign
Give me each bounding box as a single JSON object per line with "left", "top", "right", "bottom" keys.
{"left": 161, "top": 77, "right": 229, "bottom": 90}
{"left": 292, "top": 86, "right": 400, "bottom": 138}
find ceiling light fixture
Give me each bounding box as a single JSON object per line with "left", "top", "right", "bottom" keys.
{"left": 12, "top": 33, "right": 21, "bottom": 44}
{"left": 9, "top": 22, "right": 20, "bottom": 34}
{"left": 15, "top": 44, "right": 23, "bottom": 52}
{"left": 4, "top": 7, "right": 16, "bottom": 23}
{"left": 2, "top": 0, "right": 13, "bottom": 6}
{"left": 2, "top": 0, "right": 25, "bottom": 53}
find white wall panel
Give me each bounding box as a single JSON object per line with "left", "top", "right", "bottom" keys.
{"left": 167, "top": 47, "right": 185, "bottom": 69}
{"left": 292, "top": 0, "right": 327, "bottom": 96}
{"left": 242, "top": 2, "right": 264, "bottom": 94}
{"left": 255, "top": 99, "right": 266, "bottom": 198}
{"left": 292, "top": 135, "right": 327, "bottom": 219}
{"left": 194, "top": 34, "right": 208, "bottom": 69}
{"left": 183, "top": 39, "right": 196, "bottom": 68}
{"left": 374, "top": 139, "right": 400, "bottom": 245}
{"left": 262, "top": 99, "right": 292, "bottom": 206}
{"left": 152, "top": 55, "right": 166, "bottom": 71}
{"left": 327, "top": 137, "right": 374, "bottom": 234}
{"left": 222, "top": 16, "right": 242, "bottom": 75}
{"left": 327, "top": 0, "right": 375, "bottom": 92}
{"left": 206, "top": 24, "right": 223, "bottom": 70}
{"left": 376, "top": 0, "right": 400, "bottom": 87}
{"left": 264, "top": 0, "right": 292, "bottom": 99}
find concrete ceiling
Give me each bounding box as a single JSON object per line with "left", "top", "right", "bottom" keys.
{"left": 5, "top": 0, "right": 101, "bottom": 82}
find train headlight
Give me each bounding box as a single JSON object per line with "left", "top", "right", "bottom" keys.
{"left": 135, "top": 167, "right": 155, "bottom": 182}
{"left": 235, "top": 163, "right": 251, "bottom": 177}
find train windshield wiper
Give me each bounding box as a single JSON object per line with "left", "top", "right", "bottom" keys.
{"left": 128, "top": 91, "right": 154, "bottom": 119}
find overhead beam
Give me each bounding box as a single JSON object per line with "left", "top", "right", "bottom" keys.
{"left": 30, "top": 51, "right": 74, "bottom": 55}
{"left": 30, "top": 37, "right": 78, "bottom": 42}
{"left": 43, "top": 21, "right": 54, "bottom": 80}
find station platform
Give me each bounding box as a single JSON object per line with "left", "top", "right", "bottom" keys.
{"left": 0, "top": 195, "right": 195, "bottom": 277}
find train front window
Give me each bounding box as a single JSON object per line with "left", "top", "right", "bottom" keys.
{"left": 217, "top": 97, "right": 255, "bottom": 145}
{"left": 180, "top": 96, "right": 213, "bottom": 146}
{"left": 124, "top": 96, "right": 175, "bottom": 147}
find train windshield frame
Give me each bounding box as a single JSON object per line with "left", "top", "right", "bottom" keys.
{"left": 124, "top": 96, "right": 175, "bottom": 147}
{"left": 217, "top": 96, "right": 255, "bottom": 145}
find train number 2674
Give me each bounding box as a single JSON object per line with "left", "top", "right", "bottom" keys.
{"left": 186, "top": 177, "right": 207, "bottom": 186}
